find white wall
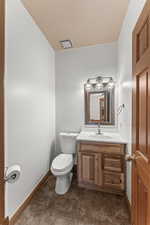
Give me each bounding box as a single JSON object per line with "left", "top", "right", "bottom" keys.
{"left": 118, "top": 0, "right": 146, "bottom": 202}
{"left": 55, "top": 42, "right": 118, "bottom": 153}
{"left": 5, "top": 0, "right": 55, "bottom": 217}
{"left": 5, "top": 0, "right": 146, "bottom": 216}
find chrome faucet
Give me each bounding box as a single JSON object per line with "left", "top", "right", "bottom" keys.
{"left": 97, "top": 122, "right": 102, "bottom": 135}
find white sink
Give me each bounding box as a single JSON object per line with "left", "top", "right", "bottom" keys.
{"left": 94, "top": 135, "right": 112, "bottom": 139}
{"left": 84, "top": 132, "right": 112, "bottom": 139}
{"left": 77, "top": 131, "right": 127, "bottom": 144}
{"left": 80, "top": 131, "right": 111, "bottom": 138}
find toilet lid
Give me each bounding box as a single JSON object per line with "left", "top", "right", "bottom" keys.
{"left": 52, "top": 154, "right": 73, "bottom": 172}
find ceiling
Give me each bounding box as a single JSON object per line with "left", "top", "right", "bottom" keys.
{"left": 22, "top": 0, "right": 129, "bottom": 50}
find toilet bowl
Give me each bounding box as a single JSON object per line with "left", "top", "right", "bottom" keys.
{"left": 51, "top": 132, "right": 78, "bottom": 195}
{"left": 51, "top": 154, "right": 74, "bottom": 194}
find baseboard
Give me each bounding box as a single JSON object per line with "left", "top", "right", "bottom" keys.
{"left": 9, "top": 171, "right": 51, "bottom": 225}
{"left": 125, "top": 195, "right": 131, "bottom": 220}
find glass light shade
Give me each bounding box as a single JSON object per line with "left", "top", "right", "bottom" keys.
{"left": 85, "top": 83, "right": 92, "bottom": 90}
{"left": 96, "top": 82, "right": 103, "bottom": 90}
{"left": 89, "top": 78, "right": 97, "bottom": 84}
{"left": 108, "top": 81, "right": 114, "bottom": 89}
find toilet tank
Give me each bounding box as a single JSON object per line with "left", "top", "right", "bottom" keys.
{"left": 59, "top": 132, "right": 78, "bottom": 154}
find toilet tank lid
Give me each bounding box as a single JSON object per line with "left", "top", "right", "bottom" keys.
{"left": 59, "top": 132, "right": 79, "bottom": 137}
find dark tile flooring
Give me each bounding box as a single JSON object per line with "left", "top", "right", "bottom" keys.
{"left": 16, "top": 175, "right": 131, "bottom": 225}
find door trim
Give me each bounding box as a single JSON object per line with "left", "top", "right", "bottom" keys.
{"left": 0, "top": 0, "right": 5, "bottom": 224}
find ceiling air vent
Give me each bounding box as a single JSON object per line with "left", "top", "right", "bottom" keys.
{"left": 60, "top": 40, "right": 73, "bottom": 49}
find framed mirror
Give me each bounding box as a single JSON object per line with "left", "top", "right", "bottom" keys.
{"left": 84, "top": 77, "right": 115, "bottom": 125}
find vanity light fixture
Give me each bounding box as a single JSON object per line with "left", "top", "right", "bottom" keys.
{"left": 85, "top": 76, "right": 115, "bottom": 91}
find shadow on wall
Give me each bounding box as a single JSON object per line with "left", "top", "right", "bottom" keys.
{"left": 49, "top": 140, "right": 56, "bottom": 168}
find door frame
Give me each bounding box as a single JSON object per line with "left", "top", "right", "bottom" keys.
{"left": 0, "top": 0, "right": 6, "bottom": 224}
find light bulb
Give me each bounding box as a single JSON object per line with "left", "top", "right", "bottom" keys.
{"left": 85, "top": 83, "right": 92, "bottom": 90}
{"left": 108, "top": 79, "right": 114, "bottom": 89}
{"left": 96, "top": 82, "right": 103, "bottom": 90}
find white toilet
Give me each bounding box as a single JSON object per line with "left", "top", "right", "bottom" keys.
{"left": 51, "top": 132, "right": 78, "bottom": 195}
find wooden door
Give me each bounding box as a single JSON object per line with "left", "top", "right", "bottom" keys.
{"left": 132, "top": 1, "right": 150, "bottom": 225}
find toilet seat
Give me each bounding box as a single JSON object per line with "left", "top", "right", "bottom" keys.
{"left": 51, "top": 154, "right": 73, "bottom": 173}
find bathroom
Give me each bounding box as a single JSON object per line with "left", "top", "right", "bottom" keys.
{"left": 0, "top": 0, "right": 149, "bottom": 225}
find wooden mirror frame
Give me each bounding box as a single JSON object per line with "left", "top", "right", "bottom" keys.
{"left": 84, "top": 85, "right": 115, "bottom": 125}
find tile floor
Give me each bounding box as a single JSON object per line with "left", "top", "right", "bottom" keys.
{"left": 16, "top": 175, "right": 131, "bottom": 225}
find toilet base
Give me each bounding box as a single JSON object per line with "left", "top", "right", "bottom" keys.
{"left": 55, "top": 172, "right": 73, "bottom": 195}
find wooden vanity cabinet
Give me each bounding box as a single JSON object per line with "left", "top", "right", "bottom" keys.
{"left": 77, "top": 142, "right": 126, "bottom": 195}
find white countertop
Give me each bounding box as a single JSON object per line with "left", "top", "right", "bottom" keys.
{"left": 77, "top": 131, "right": 127, "bottom": 144}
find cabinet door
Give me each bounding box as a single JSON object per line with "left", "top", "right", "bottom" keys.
{"left": 78, "top": 152, "right": 96, "bottom": 184}
{"left": 78, "top": 152, "right": 102, "bottom": 186}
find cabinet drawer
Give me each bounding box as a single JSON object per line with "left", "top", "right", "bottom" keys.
{"left": 103, "top": 155, "right": 123, "bottom": 172}
{"left": 80, "top": 143, "right": 124, "bottom": 155}
{"left": 103, "top": 171, "right": 124, "bottom": 190}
